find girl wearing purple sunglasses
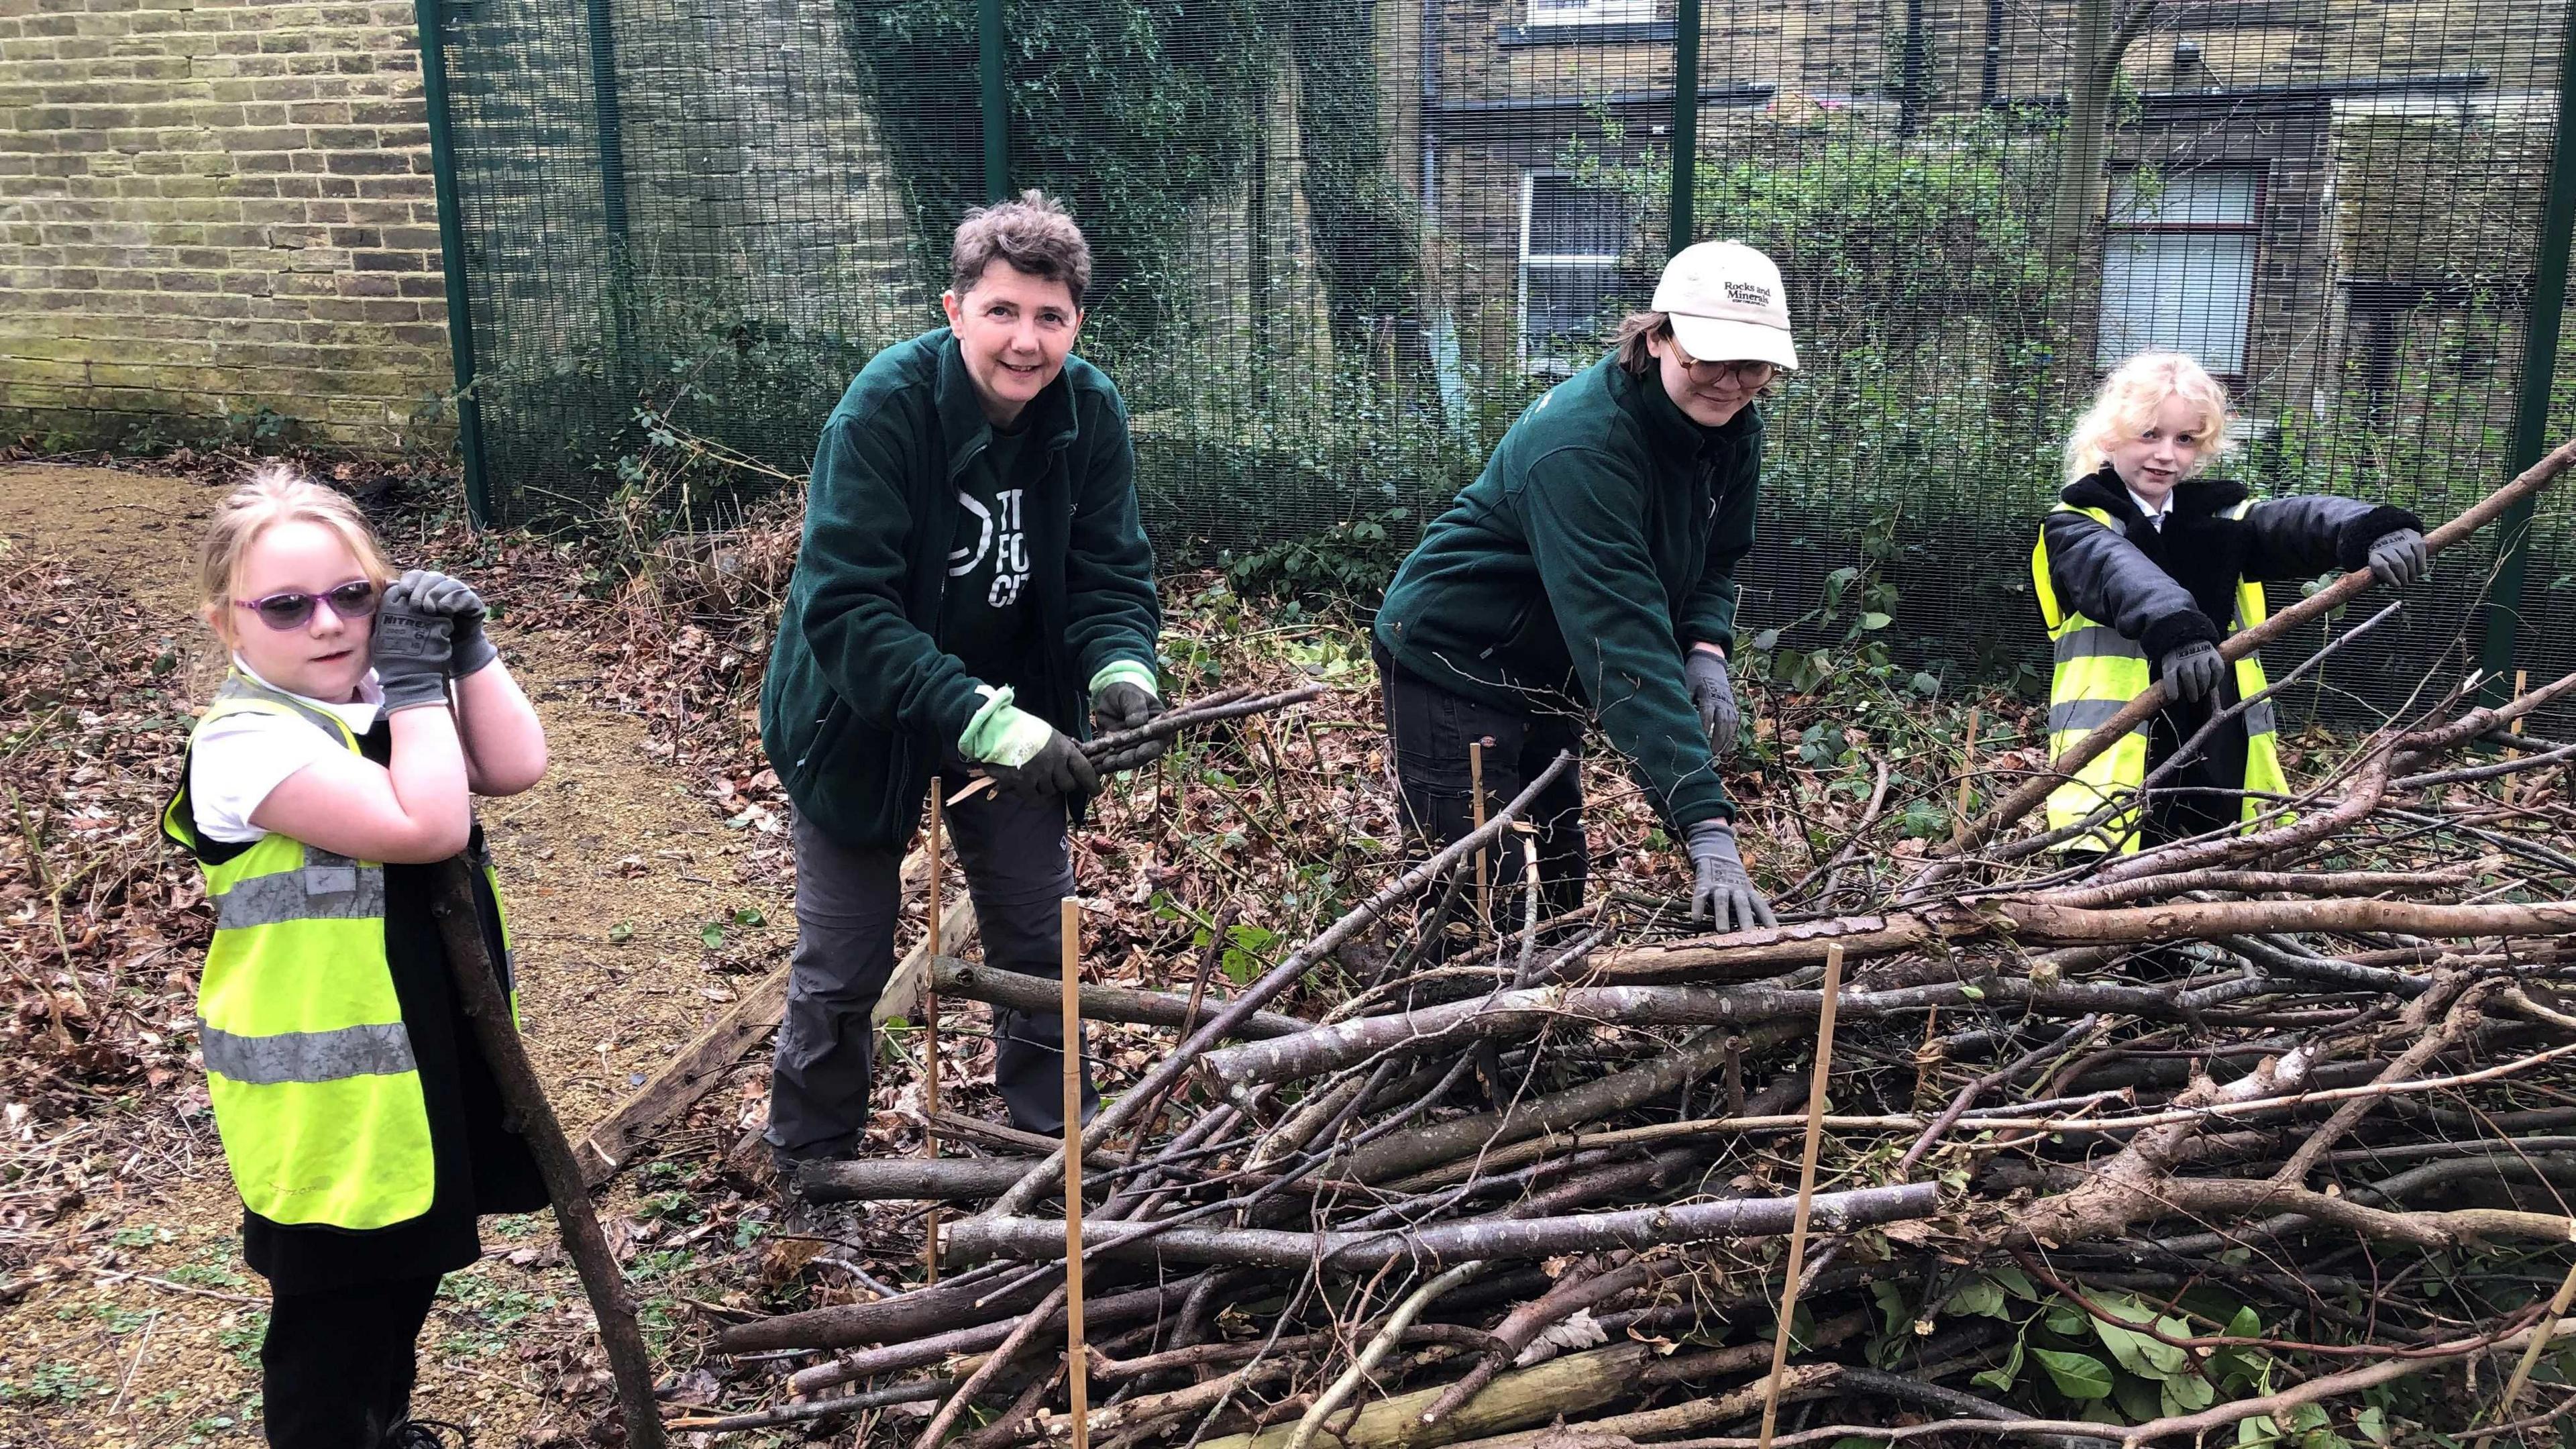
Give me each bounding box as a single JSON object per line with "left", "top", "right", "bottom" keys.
{"left": 161, "top": 466, "right": 547, "bottom": 1449}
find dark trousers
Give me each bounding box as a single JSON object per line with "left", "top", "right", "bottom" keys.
{"left": 1375, "top": 646, "right": 1588, "bottom": 931}
{"left": 768, "top": 788, "right": 1096, "bottom": 1159}
{"left": 2141, "top": 692, "right": 2252, "bottom": 847}
{"left": 262, "top": 1274, "right": 440, "bottom": 1449}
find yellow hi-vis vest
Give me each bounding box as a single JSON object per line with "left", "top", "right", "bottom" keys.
{"left": 2030, "top": 502, "right": 2290, "bottom": 854}
{"left": 162, "top": 672, "right": 514, "bottom": 1230}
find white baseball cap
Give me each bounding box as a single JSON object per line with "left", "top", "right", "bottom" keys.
{"left": 1650, "top": 241, "right": 1799, "bottom": 372}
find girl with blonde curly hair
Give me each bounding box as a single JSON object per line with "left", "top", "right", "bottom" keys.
{"left": 2032, "top": 352, "right": 2430, "bottom": 854}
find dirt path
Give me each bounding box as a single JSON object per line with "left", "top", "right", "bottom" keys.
{"left": 0, "top": 464, "right": 796, "bottom": 1449}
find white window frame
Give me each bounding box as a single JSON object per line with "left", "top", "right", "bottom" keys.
{"left": 1526, "top": 0, "right": 1657, "bottom": 28}
{"left": 1519, "top": 170, "right": 1630, "bottom": 373}
{"left": 2096, "top": 166, "right": 2263, "bottom": 377}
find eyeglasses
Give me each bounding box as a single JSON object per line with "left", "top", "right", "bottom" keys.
{"left": 233, "top": 580, "right": 379, "bottom": 631}
{"left": 1672, "top": 352, "right": 1778, "bottom": 388}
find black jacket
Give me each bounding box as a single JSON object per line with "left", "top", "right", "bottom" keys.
{"left": 2041, "top": 468, "right": 2420, "bottom": 663}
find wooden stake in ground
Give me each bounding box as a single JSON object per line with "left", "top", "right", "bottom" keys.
{"left": 2472, "top": 1248, "right": 2576, "bottom": 1449}
{"left": 1950, "top": 707, "right": 1980, "bottom": 844}
{"left": 924, "top": 778, "right": 945, "bottom": 1285}
{"left": 1470, "top": 739, "right": 1489, "bottom": 931}
{"left": 2508, "top": 669, "right": 2529, "bottom": 806}
{"left": 427, "top": 858, "right": 667, "bottom": 1449}
{"left": 1062, "top": 896, "right": 1091, "bottom": 1449}
{"left": 1756, "top": 941, "right": 1845, "bottom": 1449}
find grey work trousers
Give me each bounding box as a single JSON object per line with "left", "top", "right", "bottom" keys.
{"left": 767, "top": 789, "right": 1097, "bottom": 1162}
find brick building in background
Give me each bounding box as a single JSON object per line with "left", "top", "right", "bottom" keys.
{"left": 0, "top": 0, "right": 2565, "bottom": 464}
{"left": 0, "top": 0, "right": 452, "bottom": 451}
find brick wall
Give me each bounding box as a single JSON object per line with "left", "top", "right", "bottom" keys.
{"left": 0, "top": 0, "right": 452, "bottom": 451}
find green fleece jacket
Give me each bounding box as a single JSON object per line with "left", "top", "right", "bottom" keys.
{"left": 1373, "top": 353, "right": 1760, "bottom": 829}
{"left": 759, "top": 328, "right": 1160, "bottom": 848}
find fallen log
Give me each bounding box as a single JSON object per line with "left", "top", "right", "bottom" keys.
{"left": 1198, "top": 972, "right": 2326, "bottom": 1089}
{"left": 1562, "top": 892, "right": 2576, "bottom": 987}
{"left": 796, "top": 1155, "right": 1095, "bottom": 1203}
{"left": 945, "top": 1181, "right": 1941, "bottom": 1270}
{"left": 930, "top": 955, "right": 1312, "bottom": 1039}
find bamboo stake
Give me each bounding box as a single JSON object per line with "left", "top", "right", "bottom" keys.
{"left": 924, "top": 779, "right": 945, "bottom": 1285}
{"left": 2509, "top": 669, "right": 2529, "bottom": 806}
{"left": 1471, "top": 739, "right": 1490, "bottom": 932}
{"left": 1063, "top": 896, "right": 1089, "bottom": 1449}
{"left": 1756, "top": 941, "right": 1845, "bottom": 1449}
{"left": 2471, "top": 1244, "right": 2576, "bottom": 1449}
{"left": 1949, "top": 707, "right": 1980, "bottom": 844}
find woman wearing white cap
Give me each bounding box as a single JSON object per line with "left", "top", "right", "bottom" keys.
{"left": 1373, "top": 241, "right": 1796, "bottom": 933}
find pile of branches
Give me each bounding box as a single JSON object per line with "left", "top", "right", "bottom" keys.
{"left": 674, "top": 453, "right": 2576, "bottom": 1447}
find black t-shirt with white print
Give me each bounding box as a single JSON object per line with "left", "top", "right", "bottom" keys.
{"left": 942, "top": 423, "right": 1038, "bottom": 696}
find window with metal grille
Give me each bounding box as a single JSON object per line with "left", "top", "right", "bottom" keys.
{"left": 1527, "top": 0, "right": 1657, "bottom": 23}
{"left": 1521, "top": 171, "right": 1634, "bottom": 370}
{"left": 2096, "top": 167, "right": 2262, "bottom": 376}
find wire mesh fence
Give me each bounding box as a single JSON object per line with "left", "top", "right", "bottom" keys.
{"left": 423, "top": 0, "right": 2576, "bottom": 725}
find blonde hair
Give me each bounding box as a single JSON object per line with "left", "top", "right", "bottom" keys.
{"left": 197, "top": 464, "right": 394, "bottom": 634}
{"left": 2065, "top": 352, "right": 2235, "bottom": 484}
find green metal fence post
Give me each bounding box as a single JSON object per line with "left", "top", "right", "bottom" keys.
{"left": 584, "top": 0, "right": 633, "bottom": 403}
{"left": 1667, "top": 0, "right": 1701, "bottom": 254}
{"left": 2479, "top": 12, "right": 2576, "bottom": 695}
{"left": 584, "top": 0, "right": 630, "bottom": 245}
{"left": 980, "top": 0, "right": 1009, "bottom": 203}
{"left": 413, "top": 0, "right": 490, "bottom": 528}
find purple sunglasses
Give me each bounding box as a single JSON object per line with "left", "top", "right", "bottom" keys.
{"left": 233, "top": 579, "right": 380, "bottom": 631}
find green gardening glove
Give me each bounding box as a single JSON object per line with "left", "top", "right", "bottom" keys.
{"left": 962, "top": 688, "right": 1100, "bottom": 803}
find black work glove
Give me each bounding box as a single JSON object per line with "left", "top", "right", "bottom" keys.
{"left": 985, "top": 727, "right": 1102, "bottom": 804}
{"left": 371, "top": 575, "right": 454, "bottom": 714}
{"left": 1089, "top": 679, "right": 1169, "bottom": 773}
{"left": 2159, "top": 639, "right": 2226, "bottom": 704}
{"left": 1684, "top": 647, "right": 1741, "bottom": 761}
{"left": 1686, "top": 818, "right": 1775, "bottom": 932}
{"left": 2367, "top": 529, "right": 2429, "bottom": 589}
{"left": 394, "top": 567, "right": 498, "bottom": 677}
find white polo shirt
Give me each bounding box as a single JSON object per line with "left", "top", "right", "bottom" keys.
{"left": 189, "top": 658, "right": 385, "bottom": 845}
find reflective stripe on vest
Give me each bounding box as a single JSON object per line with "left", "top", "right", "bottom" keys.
{"left": 168, "top": 672, "right": 437, "bottom": 1230}
{"left": 2031, "top": 501, "right": 2290, "bottom": 854}
{"left": 211, "top": 846, "right": 386, "bottom": 928}
{"left": 198, "top": 1020, "right": 417, "bottom": 1085}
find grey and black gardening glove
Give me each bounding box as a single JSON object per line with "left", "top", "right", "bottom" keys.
{"left": 1684, "top": 647, "right": 1741, "bottom": 761}
{"left": 394, "top": 568, "right": 498, "bottom": 677}
{"left": 2367, "top": 529, "right": 2429, "bottom": 589}
{"left": 962, "top": 688, "right": 1102, "bottom": 804}
{"left": 1089, "top": 679, "right": 1169, "bottom": 773}
{"left": 1686, "top": 818, "right": 1774, "bottom": 932}
{"left": 986, "top": 730, "right": 1100, "bottom": 803}
{"left": 370, "top": 575, "right": 454, "bottom": 714}
{"left": 2159, "top": 639, "right": 2225, "bottom": 704}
